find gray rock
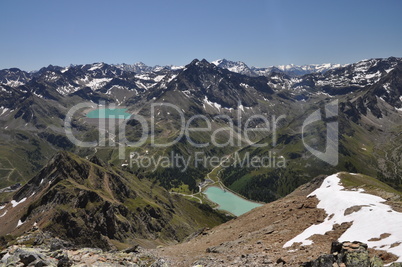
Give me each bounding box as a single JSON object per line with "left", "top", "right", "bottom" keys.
{"left": 344, "top": 251, "right": 370, "bottom": 267}
{"left": 49, "top": 238, "right": 70, "bottom": 251}
{"left": 311, "top": 254, "right": 335, "bottom": 267}
{"left": 150, "top": 258, "right": 169, "bottom": 267}
{"left": 56, "top": 252, "right": 72, "bottom": 267}
{"left": 123, "top": 245, "right": 141, "bottom": 254}
{"left": 301, "top": 241, "right": 383, "bottom": 267}
{"left": 206, "top": 246, "right": 221, "bottom": 253}
{"left": 17, "top": 249, "right": 40, "bottom": 266}
{"left": 33, "top": 260, "right": 49, "bottom": 267}
{"left": 370, "top": 256, "right": 384, "bottom": 267}
{"left": 2, "top": 252, "right": 20, "bottom": 267}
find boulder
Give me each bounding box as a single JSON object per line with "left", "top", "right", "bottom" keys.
{"left": 343, "top": 251, "right": 370, "bottom": 266}
{"left": 302, "top": 241, "right": 384, "bottom": 267}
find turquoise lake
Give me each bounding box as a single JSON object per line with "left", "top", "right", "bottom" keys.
{"left": 204, "top": 186, "right": 263, "bottom": 216}
{"left": 86, "top": 108, "right": 132, "bottom": 119}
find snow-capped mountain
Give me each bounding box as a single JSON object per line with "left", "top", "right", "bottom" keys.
{"left": 0, "top": 57, "right": 401, "bottom": 111}
{"left": 212, "top": 59, "right": 257, "bottom": 77}
{"left": 273, "top": 62, "right": 344, "bottom": 76}
{"left": 212, "top": 58, "right": 344, "bottom": 77}
{"left": 114, "top": 62, "right": 184, "bottom": 74}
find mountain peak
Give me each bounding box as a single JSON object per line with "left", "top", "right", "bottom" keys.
{"left": 133, "top": 62, "right": 147, "bottom": 67}
{"left": 12, "top": 151, "right": 87, "bottom": 201}
{"left": 212, "top": 59, "right": 255, "bottom": 77}
{"left": 189, "top": 58, "right": 200, "bottom": 65}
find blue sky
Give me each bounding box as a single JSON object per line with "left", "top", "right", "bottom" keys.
{"left": 1, "top": 0, "right": 401, "bottom": 71}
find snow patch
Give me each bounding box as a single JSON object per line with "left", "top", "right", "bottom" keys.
{"left": 170, "top": 66, "right": 184, "bottom": 70}
{"left": 56, "top": 85, "right": 76, "bottom": 95}
{"left": 0, "top": 107, "right": 10, "bottom": 116}
{"left": 10, "top": 197, "right": 27, "bottom": 208}
{"left": 89, "top": 63, "right": 104, "bottom": 71}
{"left": 238, "top": 104, "right": 252, "bottom": 112}
{"left": 203, "top": 96, "right": 222, "bottom": 110}
{"left": 182, "top": 90, "right": 191, "bottom": 98}
{"left": 33, "top": 92, "right": 43, "bottom": 99}
{"left": 240, "top": 83, "right": 253, "bottom": 89}
{"left": 167, "top": 74, "right": 178, "bottom": 83}
{"left": 86, "top": 78, "right": 112, "bottom": 90}
{"left": 61, "top": 67, "right": 69, "bottom": 73}
{"left": 284, "top": 173, "right": 402, "bottom": 262}
{"left": 385, "top": 68, "right": 394, "bottom": 73}
{"left": 5, "top": 80, "right": 24, "bottom": 87}
{"left": 0, "top": 210, "right": 7, "bottom": 218}
{"left": 153, "top": 75, "right": 166, "bottom": 82}
{"left": 383, "top": 83, "right": 391, "bottom": 93}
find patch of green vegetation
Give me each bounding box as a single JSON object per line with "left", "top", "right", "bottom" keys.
{"left": 124, "top": 198, "right": 155, "bottom": 211}
{"left": 109, "top": 239, "right": 131, "bottom": 251}
{"left": 171, "top": 184, "right": 191, "bottom": 194}
{"left": 0, "top": 235, "right": 16, "bottom": 250}
{"left": 338, "top": 172, "right": 402, "bottom": 197}
{"left": 0, "top": 191, "right": 14, "bottom": 204}
{"left": 17, "top": 237, "right": 37, "bottom": 247}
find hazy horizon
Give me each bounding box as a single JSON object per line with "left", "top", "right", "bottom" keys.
{"left": 1, "top": 0, "right": 402, "bottom": 71}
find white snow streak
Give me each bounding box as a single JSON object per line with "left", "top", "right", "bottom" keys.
{"left": 10, "top": 197, "right": 27, "bottom": 208}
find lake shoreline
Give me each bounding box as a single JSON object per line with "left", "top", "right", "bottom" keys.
{"left": 203, "top": 186, "right": 263, "bottom": 216}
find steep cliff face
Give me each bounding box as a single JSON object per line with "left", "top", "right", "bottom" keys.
{"left": 0, "top": 152, "right": 228, "bottom": 250}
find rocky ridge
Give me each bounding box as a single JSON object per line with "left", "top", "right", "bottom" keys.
{"left": 0, "top": 152, "right": 228, "bottom": 250}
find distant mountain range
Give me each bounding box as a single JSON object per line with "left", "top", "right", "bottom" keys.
{"left": 0, "top": 56, "right": 401, "bottom": 187}
{"left": 115, "top": 58, "right": 344, "bottom": 77}
{"left": 0, "top": 58, "right": 344, "bottom": 84}
{"left": 212, "top": 58, "right": 344, "bottom": 77}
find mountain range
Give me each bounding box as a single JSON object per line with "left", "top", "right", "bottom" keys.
{"left": 0, "top": 56, "right": 401, "bottom": 265}
{"left": 212, "top": 59, "right": 343, "bottom": 77}
{"left": 0, "top": 56, "right": 400, "bottom": 192}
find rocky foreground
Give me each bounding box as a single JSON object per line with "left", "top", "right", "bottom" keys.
{"left": 2, "top": 238, "right": 402, "bottom": 267}
{"left": 0, "top": 235, "right": 169, "bottom": 267}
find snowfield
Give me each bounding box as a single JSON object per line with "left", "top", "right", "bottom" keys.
{"left": 284, "top": 173, "right": 402, "bottom": 262}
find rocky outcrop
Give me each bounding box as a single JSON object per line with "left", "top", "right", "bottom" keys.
{"left": 301, "top": 241, "right": 402, "bottom": 267}
{"left": 0, "top": 229, "right": 170, "bottom": 266}
{"left": 0, "top": 244, "right": 166, "bottom": 267}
